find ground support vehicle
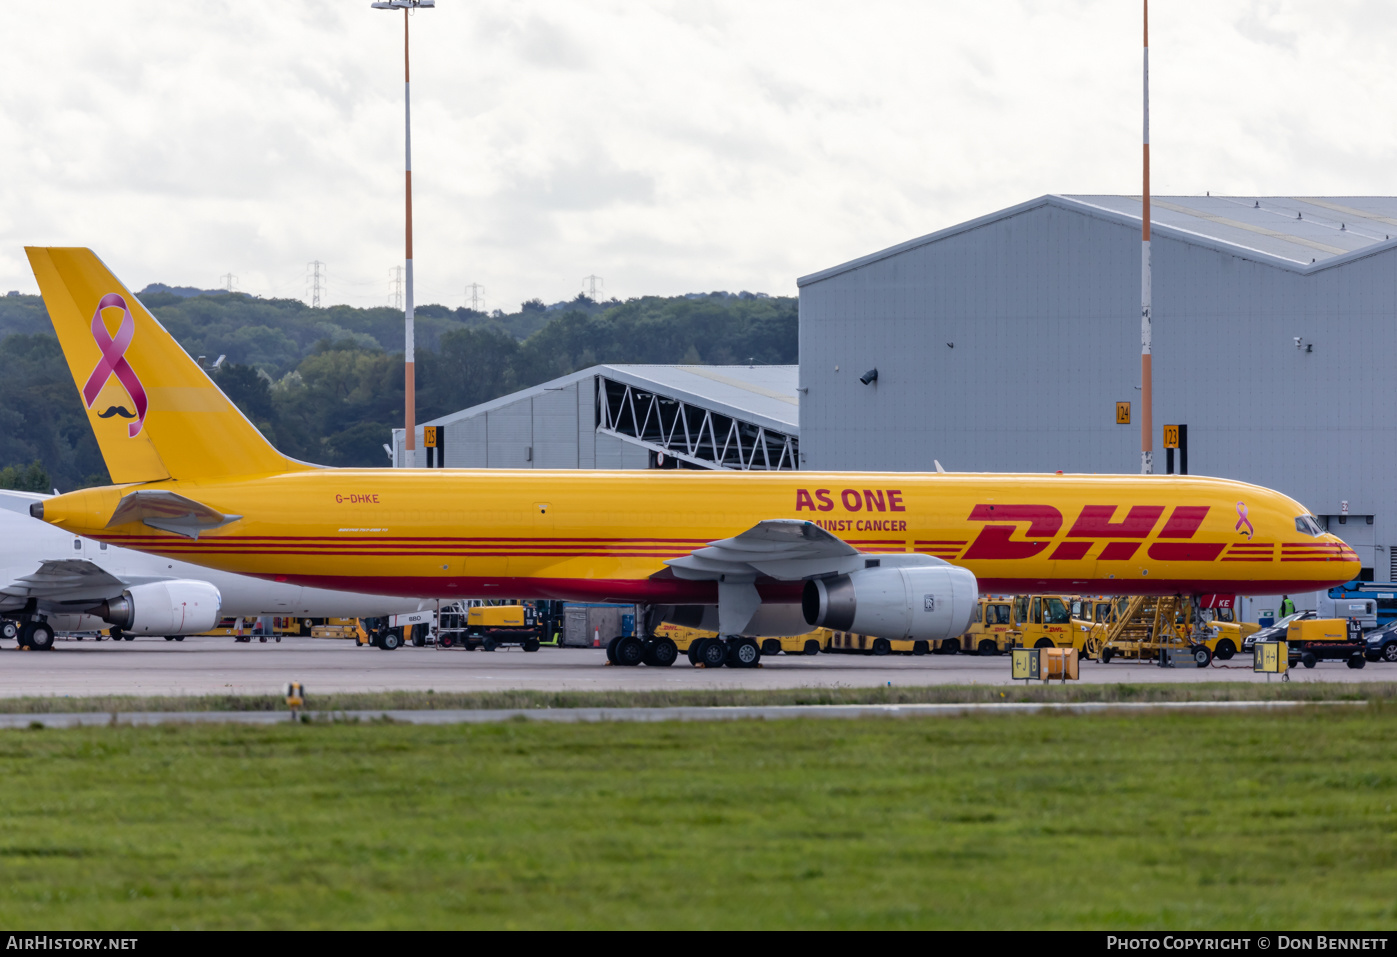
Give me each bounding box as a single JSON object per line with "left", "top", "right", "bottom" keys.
{"left": 1069, "top": 597, "right": 1117, "bottom": 655}
{"left": 1323, "top": 581, "right": 1394, "bottom": 628}
{"left": 1203, "top": 608, "right": 1260, "bottom": 661}
{"left": 826, "top": 629, "right": 926, "bottom": 656}
{"left": 1089, "top": 595, "right": 1214, "bottom": 667}
{"left": 954, "top": 598, "right": 1020, "bottom": 655}
{"left": 432, "top": 601, "right": 557, "bottom": 652}
{"left": 656, "top": 622, "right": 827, "bottom": 662}
{"left": 1013, "top": 595, "right": 1077, "bottom": 650}
{"left": 1363, "top": 619, "right": 1397, "bottom": 662}
{"left": 1242, "top": 611, "right": 1314, "bottom": 655}
{"left": 1286, "top": 618, "right": 1367, "bottom": 669}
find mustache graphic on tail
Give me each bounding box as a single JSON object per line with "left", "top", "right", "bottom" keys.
{"left": 96, "top": 406, "right": 136, "bottom": 419}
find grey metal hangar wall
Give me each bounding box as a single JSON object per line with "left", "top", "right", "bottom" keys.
{"left": 797, "top": 194, "right": 1397, "bottom": 580}
{"left": 392, "top": 363, "right": 800, "bottom": 474}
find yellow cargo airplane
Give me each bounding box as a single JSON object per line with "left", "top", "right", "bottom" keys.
{"left": 24, "top": 247, "right": 1360, "bottom": 668}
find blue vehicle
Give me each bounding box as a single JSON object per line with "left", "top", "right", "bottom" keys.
{"left": 1323, "top": 581, "right": 1395, "bottom": 629}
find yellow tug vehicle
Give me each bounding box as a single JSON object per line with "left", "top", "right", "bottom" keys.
{"left": 950, "top": 596, "right": 1020, "bottom": 655}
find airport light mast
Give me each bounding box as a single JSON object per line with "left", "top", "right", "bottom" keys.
{"left": 1140, "top": 0, "right": 1153, "bottom": 475}
{"left": 371, "top": 0, "right": 434, "bottom": 465}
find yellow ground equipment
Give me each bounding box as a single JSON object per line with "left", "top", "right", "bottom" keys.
{"left": 657, "top": 623, "right": 827, "bottom": 656}
{"left": 436, "top": 602, "right": 549, "bottom": 652}
{"left": 825, "top": 630, "right": 925, "bottom": 656}
{"left": 1285, "top": 618, "right": 1367, "bottom": 670}
{"left": 953, "top": 597, "right": 1020, "bottom": 655}
{"left": 1069, "top": 597, "right": 1116, "bottom": 654}
{"left": 1201, "top": 606, "right": 1259, "bottom": 660}
{"left": 1088, "top": 596, "right": 1214, "bottom": 667}
{"left": 313, "top": 618, "right": 360, "bottom": 640}
{"left": 1013, "top": 595, "right": 1076, "bottom": 649}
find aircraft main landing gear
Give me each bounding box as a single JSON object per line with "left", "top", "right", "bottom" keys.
{"left": 609, "top": 635, "right": 678, "bottom": 667}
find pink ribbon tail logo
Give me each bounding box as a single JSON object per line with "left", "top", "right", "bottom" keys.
{"left": 81, "top": 293, "right": 148, "bottom": 438}
{"left": 1235, "top": 501, "right": 1254, "bottom": 541}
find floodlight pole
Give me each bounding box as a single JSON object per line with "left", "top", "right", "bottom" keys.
{"left": 373, "top": 0, "right": 433, "bottom": 462}
{"left": 403, "top": 6, "right": 415, "bottom": 462}
{"left": 1140, "top": 0, "right": 1153, "bottom": 475}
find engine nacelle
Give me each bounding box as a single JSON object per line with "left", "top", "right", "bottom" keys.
{"left": 92, "top": 580, "right": 222, "bottom": 636}
{"left": 802, "top": 565, "right": 978, "bottom": 641}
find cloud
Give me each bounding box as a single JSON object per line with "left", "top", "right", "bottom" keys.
{"left": 2, "top": 0, "right": 1397, "bottom": 310}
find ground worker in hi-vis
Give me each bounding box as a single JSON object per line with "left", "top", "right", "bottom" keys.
{"left": 1281, "top": 595, "right": 1297, "bottom": 617}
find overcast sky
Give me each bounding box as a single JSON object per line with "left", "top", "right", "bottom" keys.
{"left": 2, "top": 1, "right": 1394, "bottom": 312}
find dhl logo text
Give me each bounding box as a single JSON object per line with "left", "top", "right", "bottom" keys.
{"left": 961, "top": 504, "right": 1223, "bottom": 562}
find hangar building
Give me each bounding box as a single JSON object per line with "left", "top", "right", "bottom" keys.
{"left": 797, "top": 195, "right": 1397, "bottom": 581}
{"left": 393, "top": 364, "right": 799, "bottom": 473}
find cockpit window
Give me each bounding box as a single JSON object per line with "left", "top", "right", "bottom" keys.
{"left": 1295, "top": 515, "right": 1324, "bottom": 536}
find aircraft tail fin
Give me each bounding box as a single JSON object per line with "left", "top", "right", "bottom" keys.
{"left": 25, "top": 247, "right": 310, "bottom": 483}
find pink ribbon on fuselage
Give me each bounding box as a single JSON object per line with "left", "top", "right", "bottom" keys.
{"left": 1235, "top": 501, "right": 1254, "bottom": 541}
{"left": 81, "top": 293, "right": 147, "bottom": 438}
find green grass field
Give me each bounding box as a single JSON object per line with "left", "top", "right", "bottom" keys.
{"left": 0, "top": 706, "right": 1393, "bottom": 929}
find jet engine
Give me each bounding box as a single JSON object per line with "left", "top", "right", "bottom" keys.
{"left": 802, "top": 564, "right": 978, "bottom": 641}
{"left": 91, "top": 580, "right": 222, "bottom": 636}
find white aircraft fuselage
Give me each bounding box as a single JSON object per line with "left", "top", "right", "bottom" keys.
{"left": 0, "top": 492, "right": 428, "bottom": 633}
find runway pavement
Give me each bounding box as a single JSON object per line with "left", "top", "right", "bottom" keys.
{"left": 0, "top": 635, "right": 1387, "bottom": 698}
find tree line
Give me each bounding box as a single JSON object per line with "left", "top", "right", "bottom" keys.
{"left": 0, "top": 289, "right": 796, "bottom": 490}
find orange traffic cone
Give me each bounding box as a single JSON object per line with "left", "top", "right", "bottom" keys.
{"left": 593, "top": 628, "right": 600, "bottom": 648}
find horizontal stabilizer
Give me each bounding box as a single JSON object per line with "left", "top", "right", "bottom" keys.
{"left": 107, "top": 490, "right": 241, "bottom": 540}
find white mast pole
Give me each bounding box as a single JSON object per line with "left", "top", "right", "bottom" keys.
{"left": 1140, "top": 0, "right": 1153, "bottom": 475}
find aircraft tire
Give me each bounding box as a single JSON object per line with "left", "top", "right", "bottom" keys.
{"left": 27, "top": 623, "right": 55, "bottom": 651}
{"left": 1192, "top": 645, "right": 1213, "bottom": 668}
{"left": 698, "top": 638, "right": 728, "bottom": 669}
{"left": 614, "top": 635, "right": 646, "bottom": 667}
{"left": 643, "top": 637, "right": 677, "bottom": 667}
{"left": 16, "top": 623, "right": 33, "bottom": 649}
{"left": 726, "top": 637, "right": 761, "bottom": 669}
{"left": 687, "top": 639, "right": 704, "bottom": 666}
{"left": 605, "top": 635, "right": 622, "bottom": 664}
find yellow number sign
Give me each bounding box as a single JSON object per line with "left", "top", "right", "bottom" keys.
{"left": 424, "top": 426, "right": 439, "bottom": 449}
{"left": 1163, "top": 425, "right": 1180, "bottom": 449}
{"left": 1116, "top": 402, "right": 1131, "bottom": 425}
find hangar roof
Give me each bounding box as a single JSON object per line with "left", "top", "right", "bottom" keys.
{"left": 423, "top": 363, "right": 799, "bottom": 434}
{"left": 798, "top": 194, "right": 1397, "bottom": 286}
{"left": 1068, "top": 195, "right": 1397, "bottom": 265}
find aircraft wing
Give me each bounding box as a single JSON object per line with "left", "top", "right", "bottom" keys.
{"left": 0, "top": 559, "right": 127, "bottom": 604}
{"left": 665, "top": 519, "right": 865, "bottom": 581}
{"left": 107, "top": 490, "right": 242, "bottom": 540}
